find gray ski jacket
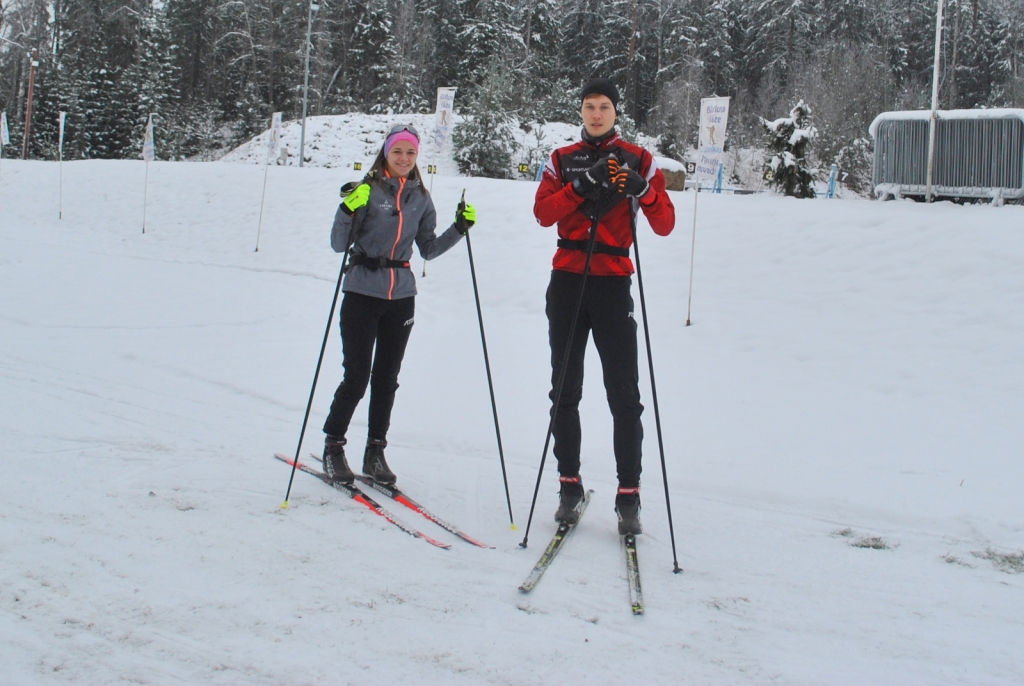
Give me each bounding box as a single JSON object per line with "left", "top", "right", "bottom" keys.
{"left": 331, "top": 175, "right": 463, "bottom": 300}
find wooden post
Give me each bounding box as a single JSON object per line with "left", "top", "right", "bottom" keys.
{"left": 21, "top": 50, "right": 39, "bottom": 160}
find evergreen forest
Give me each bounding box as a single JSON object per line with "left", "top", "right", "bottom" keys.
{"left": 2, "top": 0, "right": 1023, "bottom": 173}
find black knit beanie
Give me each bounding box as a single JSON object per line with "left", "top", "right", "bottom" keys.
{"left": 580, "top": 78, "right": 620, "bottom": 112}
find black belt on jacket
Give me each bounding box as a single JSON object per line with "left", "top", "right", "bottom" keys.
{"left": 557, "top": 238, "right": 630, "bottom": 258}
{"left": 346, "top": 253, "right": 411, "bottom": 272}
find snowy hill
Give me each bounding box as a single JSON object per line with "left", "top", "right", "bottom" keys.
{"left": 220, "top": 113, "right": 685, "bottom": 182}
{"left": 1, "top": 155, "right": 1023, "bottom": 684}
{"left": 221, "top": 113, "right": 584, "bottom": 176}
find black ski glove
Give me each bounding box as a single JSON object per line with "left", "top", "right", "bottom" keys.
{"left": 572, "top": 154, "right": 620, "bottom": 200}
{"left": 611, "top": 168, "right": 652, "bottom": 201}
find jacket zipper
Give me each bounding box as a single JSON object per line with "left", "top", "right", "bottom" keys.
{"left": 388, "top": 178, "right": 406, "bottom": 300}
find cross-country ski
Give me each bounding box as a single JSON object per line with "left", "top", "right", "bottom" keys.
{"left": 274, "top": 453, "right": 451, "bottom": 550}
{"left": 624, "top": 533, "right": 644, "bottom": 615}
{"left": 519, "top": 490, "right": 593, "bottom": 593}
{"left": 306, "top": 452, "right": 493, "bottom": 548}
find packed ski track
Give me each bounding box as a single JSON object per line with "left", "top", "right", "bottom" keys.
{"left": 1, "top": 148, "right": 1023, "bottom": 685}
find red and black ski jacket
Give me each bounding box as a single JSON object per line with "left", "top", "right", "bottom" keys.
{"left": 533, "top": 129, "right": 675, "bottom": 276}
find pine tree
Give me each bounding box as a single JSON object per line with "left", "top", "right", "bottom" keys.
{"left": 761, "top": 100, "right": 816, "bottom": 198}
{"left": 451, "top": 59, "right": 517, "bottom": 178}
{"left": 743, "top": 0, "right": 817, "bottom": 89}
{"left": 459, "top": 0, "right": 523, "bottom": 89}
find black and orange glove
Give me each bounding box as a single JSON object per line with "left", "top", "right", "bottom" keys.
{"left": 572, "top": 154, "right": 621, "bottom": 200}
{"left": 611, "top": 168, "right": 654, "bottom": 203}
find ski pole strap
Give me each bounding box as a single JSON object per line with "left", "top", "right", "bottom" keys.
{"left": 557, "top": 238, "right": 630, "bottom": 258}
{"left": 346, "top": 252, "right": 412, "bottom": 272}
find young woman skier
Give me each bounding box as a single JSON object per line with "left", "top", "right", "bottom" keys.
{"left": 533, "top": 78, "right": 676, "bottom": 535}
{"left": 322, "top": 124, "right": 476, "bottom": 485}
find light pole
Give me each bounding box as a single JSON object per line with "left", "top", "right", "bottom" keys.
{"left": 925, "top": 0, "right": 944, "bottom": 202}
{"left": 298, "top": 0, "right": 320, "bottom": 168}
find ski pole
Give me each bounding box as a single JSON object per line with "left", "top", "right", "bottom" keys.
{"left": 282, "top": 182, "right": 362, "bottom": 507}
{"left": 519, "top": 213, "right": 601, "bottom": 548}
{"left": 461, "top": 189, "right": 516, "bottom": 529}
{"left": 630, "top": 213, "right": 682, "bottom": 573}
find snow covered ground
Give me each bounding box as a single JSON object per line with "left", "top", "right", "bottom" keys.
{"left": 1, "top": 154, "right": 1023, "bottom": 685}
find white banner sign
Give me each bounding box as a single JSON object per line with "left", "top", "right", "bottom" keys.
{"left": 58, "top": 112, "right": 66, "bottom": 156}
{"left": 1, "top": 112, "right": 10, "bottom": 146}
{"left": 267, "top": 112, "right": 283, "bottom": 162}
{"left": 695, "top": 97, "right": 730, "bottom": 180}
{"left": 142, "top": 115, "right": 155, "bottom": 162}
{"left": 432, "top": 87, "right": 457, "bottom": 156}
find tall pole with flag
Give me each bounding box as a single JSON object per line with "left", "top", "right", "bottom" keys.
{"left": 255, "top": 112, "right": 282, "bottom": 252}
{"left": 687, "top": 96, "right": 730, "bottom": 326}
{"left": 58, "top": 112, "right": 66, "bottom": 219}
{"left": 421, "top": 87, "right": 456, "bottom": 277}
{"left": 430, "top": 87, "right": 457, "bottom": 194}
{"left": 142, "top": 115, "right": 155, "bottom": 233}
{"left": 0, "top": 112, "right": 9, "bottom": 212}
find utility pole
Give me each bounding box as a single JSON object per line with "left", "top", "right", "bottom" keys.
{"left": 297, "top": 0, "right": 320, "bottom": 168}
{"left": 22, "top": 49, "right": 39, "bottom": 160}
{"left": 925, "top": 0, "right": 945, "bottom": 202}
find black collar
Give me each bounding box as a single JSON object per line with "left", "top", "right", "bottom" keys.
{"left": 581, "top": 127, "right": 619, "bottom": 148}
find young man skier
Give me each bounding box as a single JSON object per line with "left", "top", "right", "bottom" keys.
{"left": 532, "top": 78, "right": 676, "bottom": 535}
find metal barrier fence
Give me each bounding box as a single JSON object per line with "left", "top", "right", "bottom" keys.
{"left": 870, "top": 109, "right": 1024, "bottom": 204}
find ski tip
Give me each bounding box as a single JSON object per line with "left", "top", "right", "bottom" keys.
{"left": 518, "top": 540, "right": 529, "bottom": 549}
{"left": 672, "top": 565, "right": 684, "bottom": 575}
{"left": 280, "top": 501, "right": 289, "bottom": 510}
{"left": 510, "top": 523, "right": 519, "bottom": 531}
{"left": 632, "top": 606, "right": 645, "bottom": 616}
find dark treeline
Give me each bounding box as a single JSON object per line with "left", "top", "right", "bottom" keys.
{"left": 2, "top": 0, "right": 1023, "bottom": 171}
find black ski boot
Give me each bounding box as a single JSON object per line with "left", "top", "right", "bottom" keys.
{"left": 323, "top": 435, "right": 354, "bottom": 484}
{"left": 362, "top": 438, "right": 396, "bottom": 484}
{"left": 615, "top": 486, "right": 642, "bottom": 536}
{"left": 554, "top": 476, "right": 586, "bottom": 525}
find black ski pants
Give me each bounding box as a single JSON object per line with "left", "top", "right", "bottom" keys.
{"left": 546, "top": 269, "right": 643, "bottom": 488}
{"left": 323, "top": 291, "right": 415, "bottom": 443}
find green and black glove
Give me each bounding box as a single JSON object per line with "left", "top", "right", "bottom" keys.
{"left": 341, "top": 183, "right": 371, "bottom": 215}
{"left": 455, "top": 200, "right": 477, "bottom": 235}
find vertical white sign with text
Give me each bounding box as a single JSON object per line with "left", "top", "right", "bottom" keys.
{"left": 695, "top": 97, "right": 730, "bottom": 180}
{"left": 268, "top": 112, "right": 283, "bottom": 163}
{"left": 58, "top": 112, "right": 66, "bottom": 158}
{"left": 433, "top": 87, "right": 458, "bottom": 160}
{"left": 0, "top": 112, "right": 9, "bottom": 147}
{"left": 142, "top": 115, "right": 155, "bottom": 162}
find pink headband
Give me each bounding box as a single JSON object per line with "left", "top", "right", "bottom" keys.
{"left": 384, "top": 131, "right": 420, "bottom": 156}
